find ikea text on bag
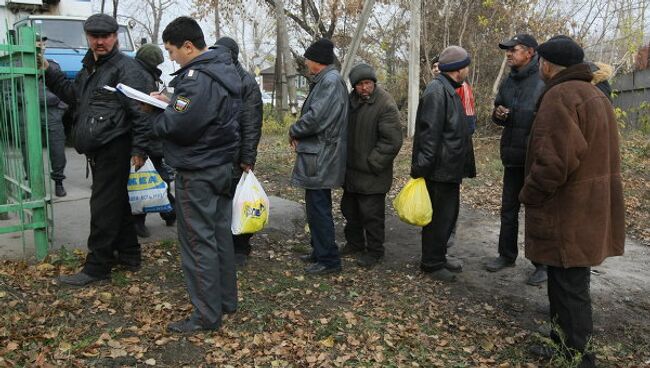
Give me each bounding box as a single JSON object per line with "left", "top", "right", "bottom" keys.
{"left": 128, "top": 158, "right": 172, "bottom": 214}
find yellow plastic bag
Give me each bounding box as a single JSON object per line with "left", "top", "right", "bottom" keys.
{"left": 393, "top": 178, "right": 432, "bottom": 226}
{"left": 231, "top": 171, "right": 270, "bottom": 234}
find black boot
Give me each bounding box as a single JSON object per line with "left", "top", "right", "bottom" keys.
{"left": 55, "top": 181, "right": 67, "bottom": 197}
{"left": 133, "top": 215, "right": 151, "bottom": 238}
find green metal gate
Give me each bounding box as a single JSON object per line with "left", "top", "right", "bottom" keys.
{"left": 0, "top": 26, "right": 51, "bottom": 260}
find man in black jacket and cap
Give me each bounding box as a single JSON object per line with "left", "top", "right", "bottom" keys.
{"left": 212, "top": 36, "right": 263, "bottom": 268}
{"left": 411, "top": 45, "right": 476, "bottom": 282}
{"left": 340, "top": 63, "right": 402, "bottom": 268}
{"left": 486, "top": 33, "right": 548, "bottom": 286}
{"left": 42, "top": 13, "right": 150, "bottom": 286}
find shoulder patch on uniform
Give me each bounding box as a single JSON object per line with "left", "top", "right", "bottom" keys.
{"left": 185, "top": 69, "right": 198, "bottom": 80}
{"left": 173, "top": 96, "right": 190, "bottom": 112}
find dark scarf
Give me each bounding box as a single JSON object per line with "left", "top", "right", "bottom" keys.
{"left": 442, "top": 73, "right": 463, "bottom": 89}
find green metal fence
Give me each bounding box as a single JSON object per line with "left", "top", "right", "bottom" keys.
{"left": 0, "top": 26, "right": 51, "bottom": 260}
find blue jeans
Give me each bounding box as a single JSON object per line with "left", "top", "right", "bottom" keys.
{"left": 305, "top": 189, "right": 341, "bottom": 268}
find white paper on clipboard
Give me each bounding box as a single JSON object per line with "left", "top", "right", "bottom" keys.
{"left": 103, "top": 83, "right": 169, "bottom": 109}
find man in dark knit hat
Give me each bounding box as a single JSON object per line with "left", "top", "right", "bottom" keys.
{"left": 212, "top": 36, "right": 263, "bottom": 268}
{"left": 522, "top": 35, "right": 624, "bottom": 367}
{"left": 485, "top": 33, "right": 548, "bottom": 286}
{"left": 290, "top": 38, "right": 348, "bottom": 275}
{"left": 410, "top": 45, "right": 476, "bottom": 282}
{"left": 339, "top": 63, "right": 402, "bottom": 268}
{"left": 41, "top": 13, "right": 150, "bottom": 286}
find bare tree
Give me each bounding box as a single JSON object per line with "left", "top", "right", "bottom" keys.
{"left": 119, "top": 0, "right": 176, "bottom": 44}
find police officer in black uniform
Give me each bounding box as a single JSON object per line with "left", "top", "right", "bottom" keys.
{"left": 148, "top": 17, "right": 241, "bottom": 333}
{"left": 43, "top": 14, "right": 150, "bottom": 286}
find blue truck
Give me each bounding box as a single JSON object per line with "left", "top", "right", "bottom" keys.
{"left": 3, "top": 0, "right": 136, "bottom": 79}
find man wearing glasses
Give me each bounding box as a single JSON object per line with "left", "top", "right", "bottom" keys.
{"left": 485, "top": 34, "right": 547, "bottom": 286}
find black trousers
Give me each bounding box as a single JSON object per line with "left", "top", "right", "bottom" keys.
{"left": 547, "top": 266, "right": 596, "bottom": 367}
{"left": 498, "top": 166, "right": 525, "bottom": 260}
{"left": 340, "top": 191, "right": 386, "bottom": 258}
{"left": 421, "top": 180, "right": 459, "bottom": 271}
{"left": 83, "top": 134, "right": 140, "bottom": 277}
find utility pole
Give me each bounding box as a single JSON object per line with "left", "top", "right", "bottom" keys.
{"left": 275, "top": 0, "right": 298, "bottom": 114}
{"left": 341, "top": 0, "right": 375, "bottom": 86}
{"left": 407, "top": 0, "right": 421, "bottom": 138}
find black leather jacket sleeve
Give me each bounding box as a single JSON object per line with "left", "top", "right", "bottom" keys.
{"left": 290, "top": 77, "right": 341, "bottom": 138}
{"left": 410, "top": 83, "right": 445, "bottom": 178}
{"left": 239, "top": 75, "right": 263, "bottom": 165}
{"left": 44, "top": 63, "right": 77, "bottom": 107}
{"left": 117, "top": 64, "right": 150, "bottom": 157}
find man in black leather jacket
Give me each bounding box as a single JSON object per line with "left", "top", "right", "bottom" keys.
{"left": 43, "top": 13, "right": 150, "bottom": 286}
{"left": 212, "top": 37, "right": 263, "bottom": 268}
{"left": 485, "top": 34, "right": 547, "bottom": 286}
{"left": 410, "top": 45, "right": 476, "bottom": 283}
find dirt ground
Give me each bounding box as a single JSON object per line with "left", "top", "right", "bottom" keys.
{"left": 378, "top": 204, "right": 650, "bottom": 348}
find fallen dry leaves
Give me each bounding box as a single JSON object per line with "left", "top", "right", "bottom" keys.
{"left": 0, "top": 133, "right": 647, "bottom": 367}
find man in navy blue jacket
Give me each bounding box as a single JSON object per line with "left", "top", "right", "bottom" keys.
{"left": 149, "top": 17, "right": 242, "bottom": 333}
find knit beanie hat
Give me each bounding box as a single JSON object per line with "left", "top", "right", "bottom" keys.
{"left": 438, "top": 46, "right": 471, "bottom": 72}
{"left": 349, "top": 63, "right": 377, "bottom": 87}
{"left": 135, "top": 44, "right": 164, "bottom": 68}
{"left": 536, "top": 35, "right": 584, "bottom": 67}
{"left": 215, "top": 36, "right": 239, "bottom": 61}
{"left": 304, "top": 38, "right": 335, "bottom": 65}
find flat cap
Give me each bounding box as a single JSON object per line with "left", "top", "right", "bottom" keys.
{"left": 537, "top": 35, "right": 584, "bottom": 67}
{"left": 84, "top": 13, "right": 118, "bottom": 34}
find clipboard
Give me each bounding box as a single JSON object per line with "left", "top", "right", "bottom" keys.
{"left": 103, "top": 83, "right": 169, "bottom": 109}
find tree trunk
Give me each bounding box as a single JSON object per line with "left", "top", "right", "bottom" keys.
{"left": 408, "top": 0, "right": 421, "bottom": 138}
{"left": 275, "top": 0, "right": 298, "bottom": 114}
{"left": 112, "top": 0, "right": 119, "bottom": 18}
{"left": 274, "top": 23, "right": 285, "bottom": 115}
{"left": 340, "top": 0, "right": 375, "bottom": 86}
{"left": 214, "top": 0, "right": 221, "bottom": 39}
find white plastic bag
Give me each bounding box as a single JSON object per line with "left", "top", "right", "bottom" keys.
{"left": 231, "top": 171, "right": 270, "bottom": 235}
{"left": 128, "top": 158, "right": 172, "bottom": 215}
